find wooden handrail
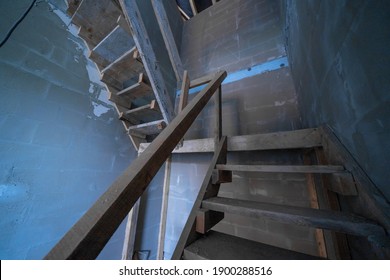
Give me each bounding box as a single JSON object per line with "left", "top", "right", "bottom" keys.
{"left": 44, "top": 70, "right": 227, "bottom": 259}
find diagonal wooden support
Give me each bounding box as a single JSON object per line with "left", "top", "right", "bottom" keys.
{"left": 172, "top": 136, "right": 227, "bottom": 259}
{"left": 44, "top": 71, "right": 227, "bottom": 259}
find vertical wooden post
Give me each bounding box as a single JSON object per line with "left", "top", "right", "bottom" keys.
{"left": 121, "top": 199, "right": 140, "bottom": 259}
{"left": 157, "top": 158, "right": 172, "bottom": 259}
{"left": 214, "top": 86, "right": 222, "bottom": 145}
{"left": 189, "top": 0, "right": 197, "bottom": 15}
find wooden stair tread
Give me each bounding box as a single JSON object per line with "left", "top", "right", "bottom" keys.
{"left": 101, "top": 47, "right": 144, "bottom": 90}
{"left": 90, "top": 25, "right": 135, "bottom": 69}
{"left": 120, "top": 100, "right": 161, "bottom": 123}
{"left": 139, "top": 128, "right": 323, "bottom": 154}
{"left": 216, "top": 164, "right": 345, "bottom": 173}
{"left": 183, "top": 231, "right": 321, "bottom": 260}
{"left": 201, "top": 197, "right": 385, "bottom": 238}
{"left": 128, "top": 119, "right": 166, "bottom": 136}
{"left": 116, "top": 73, "right": 152, "bottom": 99}
{"left": 71, "top": 0, "right": 122, "bottom": 47}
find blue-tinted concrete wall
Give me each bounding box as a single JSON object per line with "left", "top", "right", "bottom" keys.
{"left": 0, "top": 0, "right": 136, "bottom": 259}
{"left": 284, "top": 0, "right": 390, "bottom": 201}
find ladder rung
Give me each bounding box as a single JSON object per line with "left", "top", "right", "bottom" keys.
{"left": 119, "top": 100, "right": 161, "bottom": 123}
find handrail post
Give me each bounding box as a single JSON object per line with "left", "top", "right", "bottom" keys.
{"left": 214, "top": 85, "right": 222, "bottom": 146}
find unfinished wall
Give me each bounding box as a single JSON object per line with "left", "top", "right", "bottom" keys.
{"left": 284, "top": 0, "right": 390, "bottom": 201}
{"left": 162, "top": 0, "right": 319, "bottom": 258}
{"left": 0, "top": 0, "right": 136, "bottom": 259}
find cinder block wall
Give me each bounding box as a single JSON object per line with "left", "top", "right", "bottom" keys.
{"left": 284, "top": 0, "right": 390, "bottom": 201}
{"left": 0, "top": 0, "right": 136, "bottom": 259}
{"left": 163, "top": 0, "right": 319, "bottom": 258}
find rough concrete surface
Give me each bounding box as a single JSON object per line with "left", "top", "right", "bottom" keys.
{"left": 284, "top": 0, "right": 390, "bottom": 202}
{"left": 0, "top": 0, "right": 136, "bottom": 259}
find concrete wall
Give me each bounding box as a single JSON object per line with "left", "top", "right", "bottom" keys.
{"left": 284, "top": 0, "right": 390, "bottom": 201}
{"left": 0, "top": 0, "right": 136, "bottom": 259}
{"left": 162, "top": 0, "right": 320, "bottom": 258}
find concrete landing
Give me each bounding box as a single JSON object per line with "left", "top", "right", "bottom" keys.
{"left": 183, "top": 231, "right": 321, "bottom": 260}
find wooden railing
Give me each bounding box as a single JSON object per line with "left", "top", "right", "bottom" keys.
{"left": 44, "top": 71, "right": 227, "bottom": 259}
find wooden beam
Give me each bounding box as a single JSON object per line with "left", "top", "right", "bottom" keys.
{"left": 139, "top": 128, "right": 323, "bottom": 153}
{"left": 216, "top": 164, "right": 345, "bottom": 173}
{"left": 121, "top": 199, "right": 140, "bottom": 259}
{"left": 157, "top": 157, "right": 172, "bottom": 260}
{"left": 152, "top": 0, "right": 184, "bottom": 83}
{"left": 177, "top": 5, "right": 190, "bottom": 20}
{"left": 214, "top": 86, "right": 222, "bottom": 143}
{"left": 119, "top": 0, "right": 175, "bottom": 123}
{"left": 172, "top": 136, "right": 227, "bottom": 260}
{"left": 179, "top": 70, "right": 190, "bottom": 113}
{"left": 189, "top": 0, "right": 197, "bottom": 15}
{"left": 202, "top": 197, "right": 386, "bottom": 238}
{"left": 44, "top": 71, "right": 227, "bottom": 259}
{"left": 303, "top": 154, "right": 328, "bottom": 259}
{"left": 196, "top": 209, "right": 224, "bottom": 234}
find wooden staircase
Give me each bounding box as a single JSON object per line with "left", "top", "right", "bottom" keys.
{"left": 171, "top": 127, "right": 390, "bottom": 259}
{"left": 67, "top": 0, "right": 167, "bottom": 150}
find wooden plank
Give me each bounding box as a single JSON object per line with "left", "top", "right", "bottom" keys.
{"left": 320, "top": 125, "right": 390, "bottom": 232}
{"left": 202, "top": 197, "right": 387, "bottom": 238}
{"left": 184, "top": 230, "right": 321, "bottom": 260}
{"left": 179, "top": 70, "right": 190, "bottom": 113}
{"left": 119, "top": 0, "right": 175, "bottom": 123}
{"left": 196, "top": 209, "right": 224, "bottom": 234}
{"left": 119, "top": 100, "right": 161, "bottom": 123}
{"left": 189, "top": 0, "right": 197, "bottom": 15}
{"left": 101, "top": 47, "right": 144, "bottom": 90}
{"left": 121, "top": 199, "right": 140, "bottom": 259}
{"left": 314, "top": 148, "right": 351, "bottom": 259}
{"left": 216, "top": 164, "right": 345, "bottom": 173}
{"left": 71, "top": 0, "right": 122, "bottom": 47}
{"left": 138, "top": 128, "right": 323, "bottom": 153}
{"left": 44, "top": 71, "right": 227, "bottom": 259}
{"left": 190, "top": 72, "right": 215, "bottom": 88}
{"left": 116, "top": 73, "right": 153, "bottom": 100}
{"left": 157, "top": 157, "right": 172, "bottom": 260}
{"left": 211, "top": 170, "right": 232, "bottom": 184}
{"left": 229, "top": 128, "right": 322, "bottom": 151}
{"left": 177, "top": 5, "right": 190, "bottom": 20}
{"left": 128, "top": 119, "right": 166, "bottom": 136}
{"left": 89, "top": 25, "right": 135, "bottom": 69}
{"left": 327, "top": 173, "right": 358, "bottom": 196}
{"left": 66, "top": 0, "right": 82, "bottom": 16}
{"left": 108, "top": 90, "right": 132, "bottom": 109}
{"left": 152, "top": 0, "right": 184, "bottom": 82}
{"left": 215, "top": 86, "right": 222, "bottom": 143}
{"left": 172, "top": 136, "right": 227, "bottom": 260}
{"left": 303, "top": 154, "right": 328, "bottom": 259}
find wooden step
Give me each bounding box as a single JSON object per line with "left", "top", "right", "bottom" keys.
{"left": 116, "top": 73, "right": 153, "bottom": 100}
{"left": 216, "top": 164, "right": 345, "bottom": 173}
{"left": 71, "top": 0, "right": 122, "bottom": 47}
{"left": 101, "top": 47, "right": 144, "bottom": 90}
{"left": 89, "top": 25, "right": 135, "bottom": 69}
{"left": 201, "top": 197, "right": 386, "bottom": 238}
{"left": 183, "top": 231, "right": 321, "bottom": 260}
{"left": 119, "top": 100, "right": 162, "bottom": 123}
{"left": 139, "top": 128, "right": 322, "bottom": 153}
{"left": 128, "top": 119, "right": 166, "bottom": 136}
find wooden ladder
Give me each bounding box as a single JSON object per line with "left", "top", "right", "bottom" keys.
{"left": 66, "top": 0, "right": 168, "bottom": 150}
{"left": 171, "top": 127, "right": 390, "bottom": 259}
